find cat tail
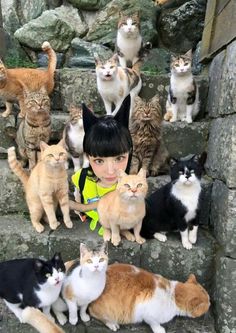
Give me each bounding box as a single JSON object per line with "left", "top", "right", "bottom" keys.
{"left": 41, "top": 41, "right": 57, "bottom": 77}
{"left": 22, "top": 307, "right": 65, "bottom": 333}
{"left": 7, "top": 146, "right": 29, "bottom": 188}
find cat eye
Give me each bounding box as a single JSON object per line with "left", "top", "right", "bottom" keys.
{"left": 58, "top": 268, "right": 62, "bottom": 272}
{"left": 87, "top": 259, "right": 93, "bottom": 264}
{"left": 110, "top": 66, "right": 114, "bottom": 69}
{"left": 137, "top": 183, "right": 143, "bottom": 188}
{"left": 99, "top": 258, "right": 105, "bottom": 262}
{"left": 59, "top": 152, "right": 65, "bottom": 156}
{"left": 124, "top": 184, "right": 131, "bottom": 189}
{"left": 190, "top": 170, "right": 195, "bottom": 174}
{"left": 179, "top": 171, "right": 183, "bottom": 175}
{"left": 48, "top": 154, "right": 54, "bottom": 158}
{"left": 175, "top": 64, "right": 180, "bottom": 67}
{"left": 46, "top": 273, "right": 51, "bottom": 278}
{"left": 184, "top": 62, "right": 189, "bottom": 66}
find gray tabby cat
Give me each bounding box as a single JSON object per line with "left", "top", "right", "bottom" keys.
{"left": 62, "top": 105, "right": 89, "bottom": 172}
{"left": 129, "top": 95, "right": 169, "bottom": 177}
{"left": 16, "top": 84, "right": 51, "bottom": 170}
{"left": 164, "top": 50, "right": 199, "bottom": 124}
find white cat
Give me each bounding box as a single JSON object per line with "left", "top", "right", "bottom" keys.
{"left": 52, "top": 243, "right": 108, "bottom": 326}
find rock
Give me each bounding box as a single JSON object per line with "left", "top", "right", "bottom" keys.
{"left": 67, "top": 0, "right": 111, "bottom": 11}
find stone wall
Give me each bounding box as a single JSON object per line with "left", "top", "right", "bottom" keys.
{"left": 206, "top": 40, "right": 236, "bottom": 333}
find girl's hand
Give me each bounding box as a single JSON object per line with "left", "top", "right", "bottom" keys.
{"left": 69, "top": 200, "right": 98, "bottom": 212}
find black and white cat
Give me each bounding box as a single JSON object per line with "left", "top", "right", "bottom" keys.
{"left": 0, "top": 253, "right": 65, "bottom": 323}
{"left": 141, "top": 153, "right": 207, "bottom": 250}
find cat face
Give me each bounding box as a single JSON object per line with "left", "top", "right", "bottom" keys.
{"left": 35, "top": 253, "right": 65, "bottom": 287}
{"left": 170, "top": 155, "right": 203, "bottom": 186}
{"left": 95, "top": 54, "right": 118, "bottom": 81}
{"left": 133, "top": 95, "right": 162, "bottom": 123}
{"left": 171, "top": 50, "right": 192, "bottom": 75}
{"left": 68, "top": 105, "right": 83, "bottom": 128}
{"left": 80, "top": 243, "right": 108, "bottom": 273}
{"left": 40, "top": 141, "right": 68, "bottom": 167}
{"left": 24, "top": 88, "right": 50, "bottom": 113}
{"left": 118, "top": 12, "right": 140, "bottom": 38}
{"left": 117, "top": 168, "right": 148, "bottom": 201}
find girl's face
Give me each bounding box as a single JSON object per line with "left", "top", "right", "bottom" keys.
{"left": 88, "top": 153, "right": 129, "bottom": 187}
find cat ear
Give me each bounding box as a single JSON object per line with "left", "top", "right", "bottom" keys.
{"left": 80, "top": 242, "right": 89, "bottom": 257}
{"left": 40, "top": 141, "right": 49, "bottom": 152}
{"left": 34, "top": 260, "right": 43, "bottom": 272}
{"left": 94, "top": 53, "right": 101, "bottom": 66}
{"left": 138, "top": 168, "right": 146, "bottom": 178}
{"left": 82, "top": 102, "right": 98, "bottom": 134}
{"left": 184, "top": 49, "right": 192, "bottom": 58}
{"left": 117, "top": 169, "right": 127, "bottom": 180}
{"left": 52, "top": 252, "right": 62, "bottom": 262}
{"left": 110, "top": 53, "right": 119, "bottom": 64}
{"left": 187, "top": 274, "right": 197, "bottom": 284}
{"left": 198, "top": 151, "right": 207, "bottom": 167}
{"left": 170, "top": 158, "right": 178, "bottom": 168}
{"left": 57, "top": 139, "right": 66, "bottom": 149}
{"left": 100, "top": 241, "right": 108, "bottom": 255}
{"left": 114, "top": 94, "right": 131, "bottom": 128}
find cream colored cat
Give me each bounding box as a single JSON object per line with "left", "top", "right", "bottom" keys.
{"left": 97, "top": 168, "right": 147, "bottom": 246}
{"left": 8, "top": 141, "right": 73, "bottom": 233}
{"left": 89, "top": 263, "right": 210, "bottom": 333}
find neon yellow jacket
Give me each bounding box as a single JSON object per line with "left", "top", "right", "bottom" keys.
{"left": 72, "top": 169, "right": 116, "bottom": 234}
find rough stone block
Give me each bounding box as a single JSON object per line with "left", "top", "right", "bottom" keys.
{"left": 213, "top": 256, "right": 236, "bottom": 333}
{"left": 206, "top": 115, "right": 236, "bottom": 188}
{"left": 0, "top": 114, "right": 15, "bottom": 157}
{"left": 211, "top": 180, "right": 236, "bottom": 258}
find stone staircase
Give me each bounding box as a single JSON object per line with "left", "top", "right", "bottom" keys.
{"left": 0, "top": 70, "right": 218, "bottom": 333}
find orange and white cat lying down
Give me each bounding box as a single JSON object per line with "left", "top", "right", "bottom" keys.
{"left": 89, "top": 263, "right": 210, "bottom": 333}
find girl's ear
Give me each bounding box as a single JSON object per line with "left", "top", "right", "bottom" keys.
{"left": 82, "top": 102, "right": 99, "bottom": 133}
{"left": 114, "top": 94, "right": 131, "bottom": 129}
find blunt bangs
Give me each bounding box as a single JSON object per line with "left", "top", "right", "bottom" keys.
{"left": 83, "top": 118, "right": 132, "bottom": 157}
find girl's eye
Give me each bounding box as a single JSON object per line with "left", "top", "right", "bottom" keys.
{"left": 116, "top": 155, "right": 125, "bottom": 162}
{"left": 99, "top": 258, "right": 105, "bottom": 262}
{"left": 87, "top": 259, "right": 93, "bottom": 264}
{"left": 179, "top": 171, "right": 183, "bottom": 175}
{"left": 124, "top": 183, "right": 131, "bottom": 189}
{"left": 46, "top": 273, "right": 51, "bottom": 278}
{"left": 137, "top": 183, "right": 143, "bottom": 188}
{"left": 94, "top": 159, "right": 103, "bottom": 165}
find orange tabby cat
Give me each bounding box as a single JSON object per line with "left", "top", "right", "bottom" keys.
{"left": 8, "top": 141, "right": 73, "bottom": 233}
{"left": 89, "top": 263, "right": 210, "bottom": 333}
{"left": 97, "top": 168, "right": 147, "bottom": 246}
{"left": 0, "top": 41, "right": 56, "bottom": 118}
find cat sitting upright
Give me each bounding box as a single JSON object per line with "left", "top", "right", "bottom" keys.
{"left": 97, "top": 168, "right": 148, "bottom": 247}
{"left": 95, "top": 53, "right": 142, "bottom": 117}
{"left": 0, "top": 41, "right": 56, "bottom": 118}
{"left": 0, "top": 253, "right": 65, "bottom": 324}
{"left": 164, "top": 49, "right": 199, "bottom": 123}
{"left": 89, "top": 263, "right": 210, "bottom": 333}
{"left": 8, "top": 141, "right": 73, "bottom": 233}
{"left": 141, "top": 153, "right": 207, "bottom": 250}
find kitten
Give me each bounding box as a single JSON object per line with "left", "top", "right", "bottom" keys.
{"left": 89, "top": 263, "right": 210, "bottom": 333}
{"left": 164, "top": 50, "right": 199, "bottom": 123}
{"left": 62, "top": 105, "right": 89, "bottom": 172}
{"left": 0, "top": 253, "right": 65, "bottom": 324}
{"left": 8, "top": 141, "right": 73, "bottom": 233}
{"left": 52, "top": 242, "right": 108, "bottom": 326}
{"left": 97, "top": 168, "right": 148, "bottom": 247}
{"left": 129, "top": 95, "right": 169, "bottom": 176}
{"left": 16, "top": 84, "right": 51, "bottom": 170}
{"left": 95, "top": 53, "right": 142, "bottom": 117}
{"left": 0, "top": 41, "right": 56, "bottom": 118}
{"left": 141, "top": 153, "right": 207, "bottom": 250}
{"left": 116, "top": 12, "right": 142, "bottom": 68}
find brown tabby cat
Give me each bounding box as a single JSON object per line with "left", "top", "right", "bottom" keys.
{"left": 0, "top": 41, "right": 56, "bottom": 118}
{"left": 129, "top": 95, "right": 169, "bottom": 176}
{"left": 97, "top": 168, "right": 147, "bottom": 246}
{"left": 16, "top": 84, "right": 51, "bottom": 170}
{"left": 89, "top": 263, "right": 210, "bottom": 333}
{"left": 8, "top": 141, "right": 73, "bottom": 233}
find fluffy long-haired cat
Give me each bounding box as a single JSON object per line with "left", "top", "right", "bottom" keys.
{"left": 8, "top": 141, "right": 73, "bottom": 233}
{"left": 0, "top": 253, "right": 65, "bottom": 324}
{"left": 97, "top": 168, "right": 148, "bottom": 247}
{"left": 116, "top": 12, "right": 142, "bottom": 68}
{"left": 141, "top": 153, "right": 207, "bottom": 250}
{"left": 52, "top": 242, "right": 108, "bottom": 326}
{"left": 16, "top": 84, "right": 51, "bottom": 170}
{"left": 89, "top": 263, "right": 210, "bottom": 333}
{"left": 164, "top": 50, "right": 199, "bottom": 123}
{"left": 95, "top": 53, "right": 142, "bottom": 117}
{"left": 129, "top": 95, "right": 169, "bottom": 176}
{"left": 0, "top": 41, "right": 56, "bottom": 118}
{"left": 62, "top": 105, "right": 89, "bottom": 172}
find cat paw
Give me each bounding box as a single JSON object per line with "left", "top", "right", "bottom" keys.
{"left": 49, "top": 221, "right": 61, "bottom": 230}
{"left": 106, "top": 322, "right": 120, "bottom": 331}
{"left": 47, "top": 314, "right": 55, "bottom": 323}
{"left": 154, "top": 233, "right": 167, "bottom": 242}
{"left": 103, "top": 229, "right": 111, "bottom": 242}
{"left": 111, "top": 235, "right": 121, "bottom": 247}
{"left": 64, "top": 220, "right": 73, "bottom": 229}
{"left": 186, "top": 117, "right": 193, "bottom": 124}
{"left": 56, "top": 313, "right": 67, "bottom": 326}
{"left": 81, "top": 313, "right": 90, "bottom": 322}
{"left": 1, "top": 110, "right": 11, "bottom": 117}
{"left": 34, "top": 224, "right": 45, "bottom": 233}
{"left": 182, "top": 240, "right": 193, "bottom": 250}
{"left": 69, "top": 316, "right": 78, "bottom": 325}
{"left": 169, "top": 117, "right": 177, "bottom": 123}
{"left": 136, "top": 236, "right": 146, "bottom": 244}
{"left": 189, "top": 234, "right": 197, "bottom": 244}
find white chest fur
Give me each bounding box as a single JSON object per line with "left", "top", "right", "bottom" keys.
{"left": 68, "top": 122, "right": 84, "bottom": 152}
{"left": 117, "top": 32, "right": 142, "bottom": 61}
{"left": 170, "top": 74, "right": 194, "bottom": 101}
{"left": 35, "top": 282, "right": 62, "bottom": 307}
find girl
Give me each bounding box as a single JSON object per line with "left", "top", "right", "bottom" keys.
{"left": 69, "top": 95, "right": 133, "bottom": 235}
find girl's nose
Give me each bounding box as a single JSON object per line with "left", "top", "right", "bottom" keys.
{"left": 107, "top": 160, "right": 115, "bottom": 174}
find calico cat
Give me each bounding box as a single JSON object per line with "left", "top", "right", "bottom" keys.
{"left": 0, "top": 253, "right": 65, "bottom": 324}
{"left": 8, "top": 141, "right": 73, "bottom": 233}
{"left": 89, "top": 263, "right": 210, "bottom": 333}
{"left": 95, "top": 53, "right": 142, "bottom": 117}
{"left": 164, "top": 50, "right": 199, "bottom": 123}
{"left": 97, "top": 168, "right": 148, "bottom": 247}
{"left": 52, "top": 242, "right": 108, "bottom": 326}
{"left": 0, "top": 41, "right": 56, "bottom": 118}
{"left": 116, "top": 12, "right": 142, "bottom": 68}
{"left": 141, "top": 153, "right": 207, "bottom": 250}
{"left": 129, "top": 95, "right": 169, "bottom": 176}
{"left": 62, "top": 105, "right": 89, "bottom": 172}
{"left": 16, "top": 84, "right": 51, "bottom": 170}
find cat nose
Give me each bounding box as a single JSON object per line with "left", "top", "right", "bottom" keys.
{"left": 131, "top": 188, "right": 137, "bottom": 193}
{"left": 94, "top": 265, "right": 99, "bottom": 269}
